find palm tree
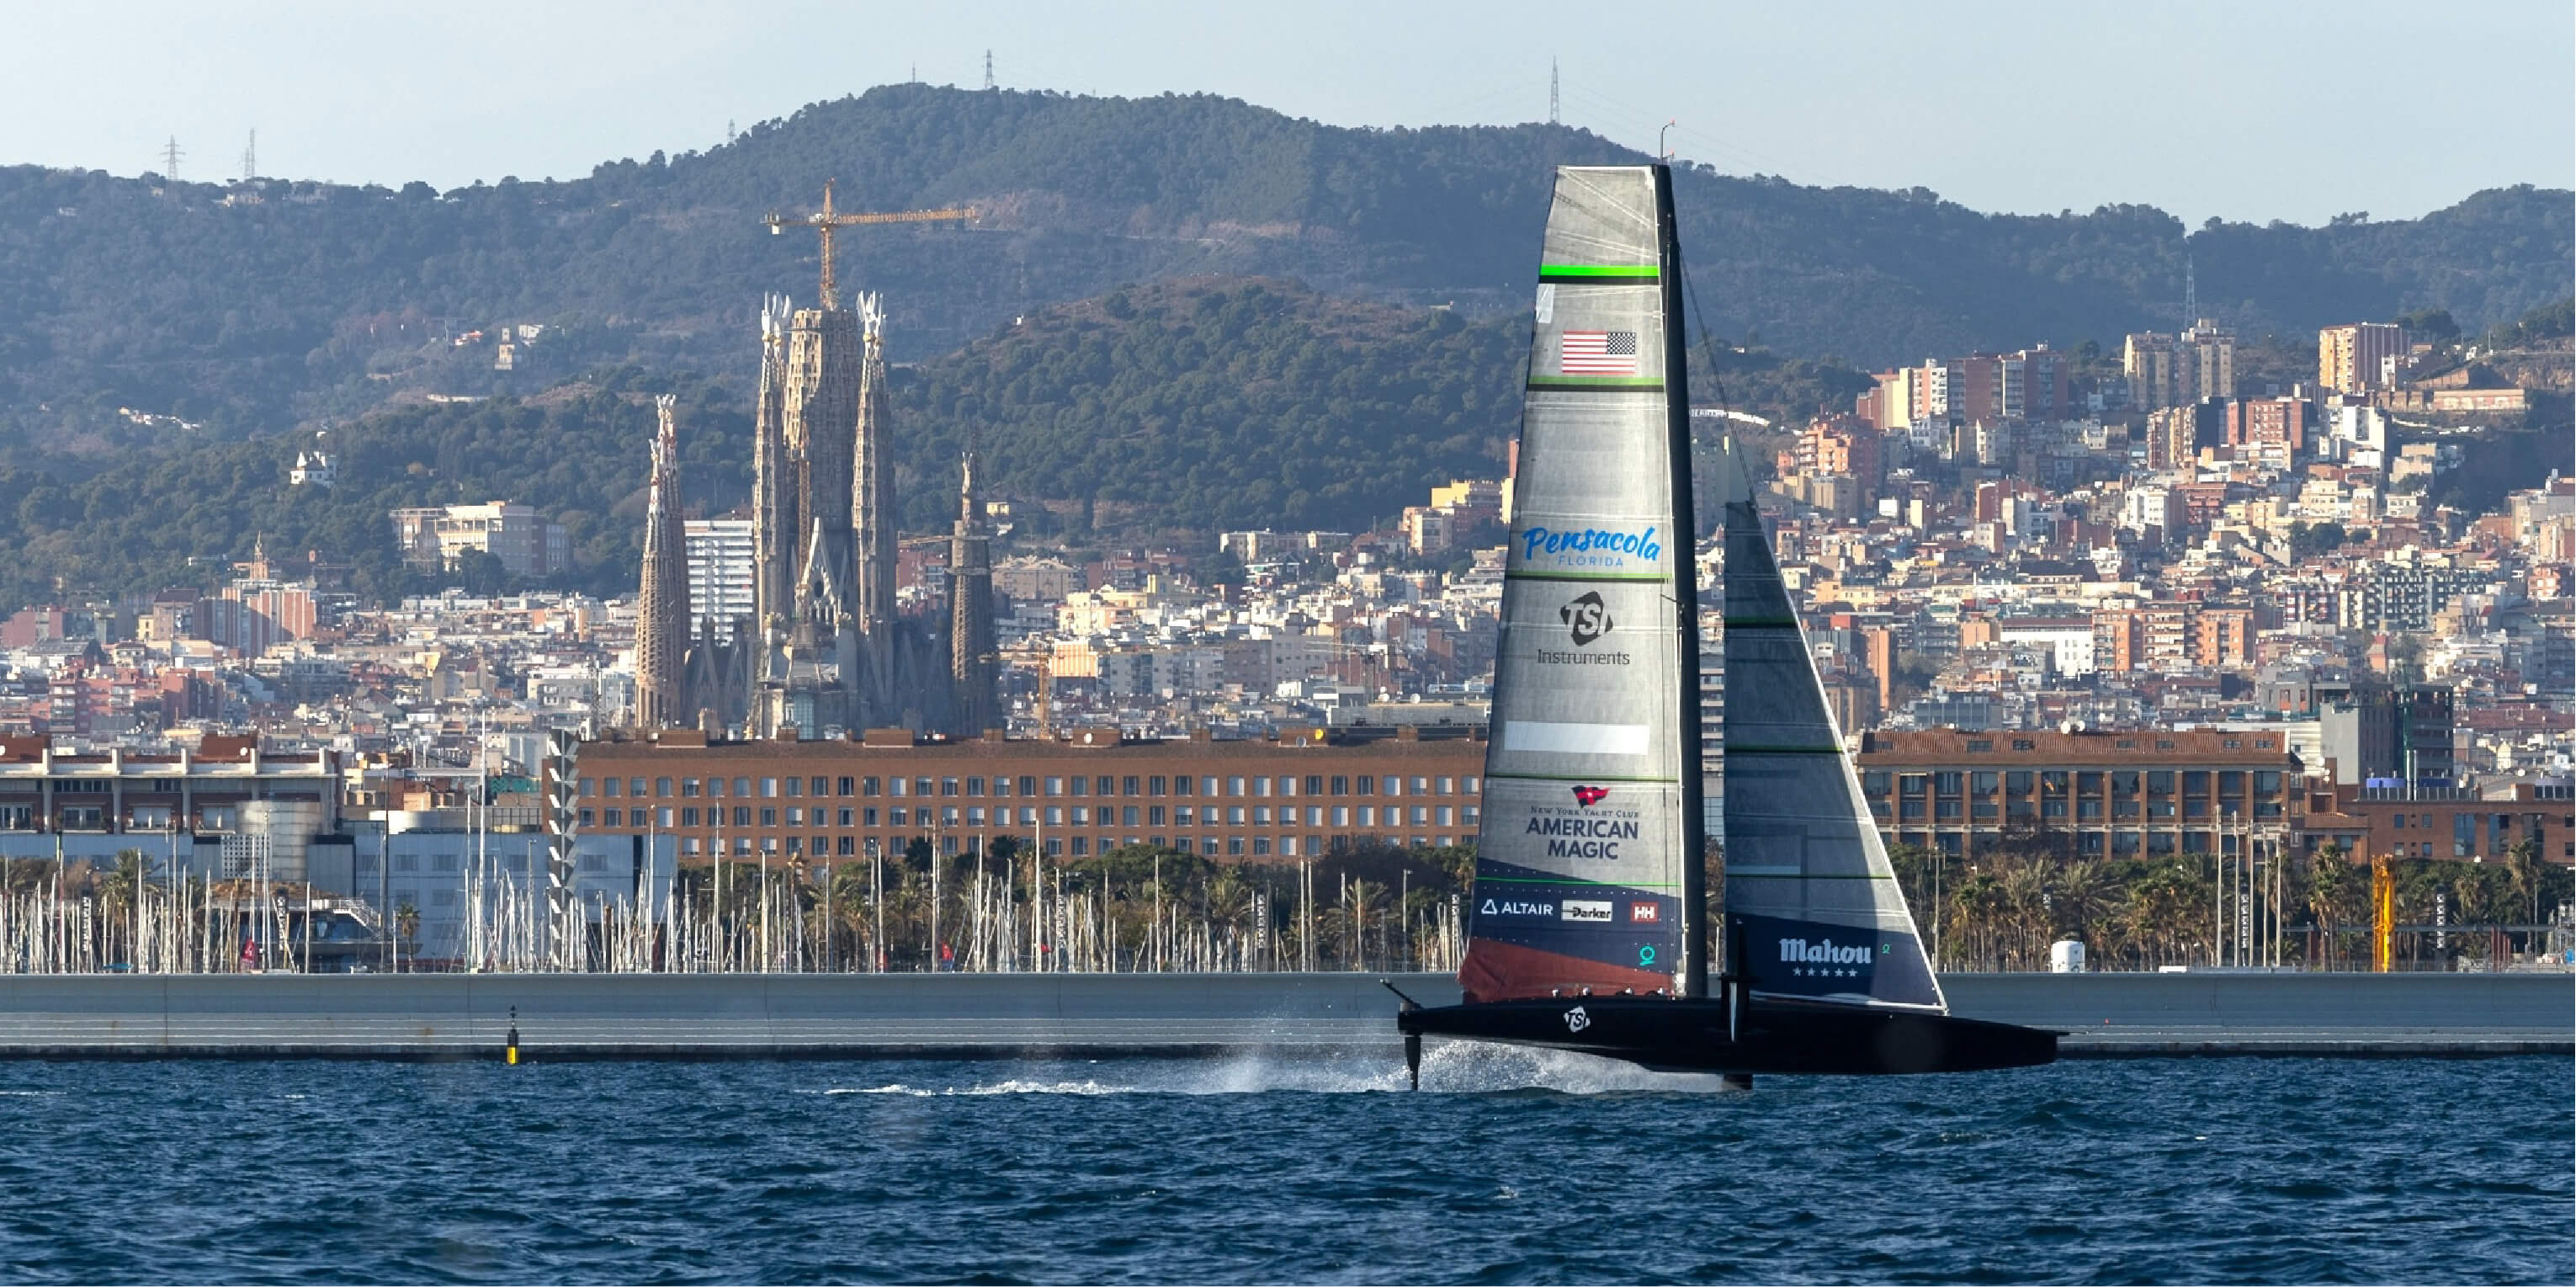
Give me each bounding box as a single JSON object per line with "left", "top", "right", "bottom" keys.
{"left": 2504, "top": 838, "right": 2544, "bottom": 931}
{"left": 2305, "top": 843, "right": 2360, "bottom": 970}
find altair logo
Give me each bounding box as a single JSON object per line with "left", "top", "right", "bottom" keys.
{"left": 1779, "top": 937, "right": 1877, "bottom": 979}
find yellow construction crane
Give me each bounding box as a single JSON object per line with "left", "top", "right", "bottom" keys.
{"left": 764, "top": 179, "right": 975, "bottom": 305}
{"left": 2370, "top": 851, "right": 2397, "bottom": 972}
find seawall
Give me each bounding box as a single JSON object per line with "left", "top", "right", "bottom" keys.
{"left": 0, "top": 971, "right": 2560, "bottom": 1060}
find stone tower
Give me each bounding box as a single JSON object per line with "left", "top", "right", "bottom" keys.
{"left": 851, "top": 292, "right": 898, "bottom": 638}
{"left": 633, "top": 395, "right": 688, "bottom": 729}
{"left": 948, "top": 450, "right": 997, "bottom": 735}
{"left": 784, "top": 301, "right": 859, "bottom": 625}
{"left": 749, "top": 293, "right": 794, "bottom": 636}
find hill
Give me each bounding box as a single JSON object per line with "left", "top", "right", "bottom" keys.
{"left": 1, "top": 84, "right": 2566, "bottom": 457}
{"left": 0, "top": 274, "right": 1887, "bottom": 614}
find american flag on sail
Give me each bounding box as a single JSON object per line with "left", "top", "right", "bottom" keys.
{"left": 1560, "top": 330, "right": 1639, "bottom": 375}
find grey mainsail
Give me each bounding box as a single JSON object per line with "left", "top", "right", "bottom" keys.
{"left": 1459, "top": 165, "right": 1708, "bottom": 1003}
{"left": 1718, "top": 438, "right": 1945, "bottom": 1010}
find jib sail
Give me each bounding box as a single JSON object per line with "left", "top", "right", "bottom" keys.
{"left": 1459, "top": 165, "right": 1708, "bottom": 1003}
{"left": 1717, "top": 438, "right": 1945, "bottom": 1011}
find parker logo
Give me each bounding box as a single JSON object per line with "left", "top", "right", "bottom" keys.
{"left": 1559, "top": 591, "right": 1614, "bottom": 646}
{"left": 1629, "top": 901, "right": 1660, "bottom": 923}
{"left": 1572, "top": 785, "right": 1610, "bottom": 807}
{"left": 1563, "top": 1005, "right": 1591, "bottom": 1034}
{"left": 1560, "top": 899, "right": 1612, "bottom": 923}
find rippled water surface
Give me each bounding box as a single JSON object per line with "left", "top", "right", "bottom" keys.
{"left": 0, "top": 1050, "right": 2564, "bottom": 1284}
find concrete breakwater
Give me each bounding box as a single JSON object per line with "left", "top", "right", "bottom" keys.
{"left": 0, "top": 971, "right": 2562, "bottom": 1060}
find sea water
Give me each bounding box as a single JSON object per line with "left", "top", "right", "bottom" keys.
{"left": 0, "top": 1052, "right": 2563, "bottom": 1284}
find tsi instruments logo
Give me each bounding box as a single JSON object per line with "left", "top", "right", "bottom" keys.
{"left": 1538, "top": 590, "right": 1630, "bottom": 667}
{"left": 1780, "top": 937, "right": 1878, "bottom": 979}
{"left": 1563, "top": 1005, "right": 1591, "bottom": 1034}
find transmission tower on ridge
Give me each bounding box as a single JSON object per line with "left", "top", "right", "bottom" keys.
{"left": 983, "top": 50, "right": 996, "bottom": 90}
{"left": 159, "top": 136, "right": 183, "bottom": 183}
{"left": 242, "top": 130, "right": 256, "bottom": 183}
{"left": 2184, "top": 255, "right": 2199, "bottom": 324}
{"left": 1549, "top": 58, "right": 1559, "bottom": 125}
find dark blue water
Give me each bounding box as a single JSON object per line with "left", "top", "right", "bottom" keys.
{"left": 0, "top": 1050, "right": 2563, "bottom": 1284}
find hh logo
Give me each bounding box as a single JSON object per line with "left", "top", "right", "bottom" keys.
{"left": 1630, "top": 901, "right": 1660, "bottom": 923}
{"left": 1563, "top": 1005, "right": 1591, "bottom": 1034}
{"left": 1572, "top": 785, "right": 1610, "bottom": 807}
{"left": 1559, "top": 591, "right": 1614, "bottom": 646}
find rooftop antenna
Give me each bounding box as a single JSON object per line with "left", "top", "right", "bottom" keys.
{"left": 983, "top": 50, "right": 996, "bottom": 90}
{"left": 241, "top": 130, "right": 256, "bottom": 183}
{"left": 159, "top": 136, "right": 183, "bottom": 183}
{"left": 1549, "top": 58, "right": 1559, "bottom": 125}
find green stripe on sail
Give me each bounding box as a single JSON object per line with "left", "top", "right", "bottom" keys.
{"left": 1527, "top": 376, "right": 1665, "bottom": 391}
{"left": 1539, "top": 263, "right": 1660, "bottom": 279}
{"left": 1504, "top": 570, "right": 1668, "bottom": 583}
{"left": 1727, "top": 744, "right": 1848, "bottom": 756}
{"left": 1474, "top": 876, "right": 1681, "bottom": 888}
{"left": 1486, "top": 771, "right": 1681, "bottom": 784}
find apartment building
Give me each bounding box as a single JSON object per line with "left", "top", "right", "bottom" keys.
{"left": 2318, "top": 322, "right": 2408, "bottom": 394}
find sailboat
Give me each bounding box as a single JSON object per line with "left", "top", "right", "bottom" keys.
{"left": 1392, "top": 164, "right": 2056, "bottom": 1083}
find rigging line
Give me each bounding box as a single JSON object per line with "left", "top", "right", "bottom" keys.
{"left": 1676, "top": 242, "right": 1736, "bottom": 431}
{"left": 1557, "top": 84, "right": 1783, "bottom": 178}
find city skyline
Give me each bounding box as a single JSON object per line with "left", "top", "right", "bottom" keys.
{"left": 3, "top": 0, "right": 2569, "bottom": 228}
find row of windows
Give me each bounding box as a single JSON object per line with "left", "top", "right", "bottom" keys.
{"left": 581, "top": 771, "right": 1478, "bottom": 802}
{"left": 1888, "top": 799, "right": 2287, "bottom": 822}
{"left": 669, "top": 833, "right": 1463, "bottom": 859}
{"left": 1894, "top": 830, "right": 2274, "bottom": 856}
{"left": 1872, "top": 769, "right": 2284, "bottom": 796}
{"left": 585, "top": 803, "right": 1479, "bottom": 830}
{"left": 1953, "top": 737, "right": 2274, "bottom": 753}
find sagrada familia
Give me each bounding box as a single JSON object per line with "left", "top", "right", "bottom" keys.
{"left": 631, "top": 277, "right": 998, "bottom": 740}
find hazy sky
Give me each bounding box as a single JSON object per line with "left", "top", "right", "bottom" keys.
{"left": 8, "top": 0, "right": 2570, "bottom": 226}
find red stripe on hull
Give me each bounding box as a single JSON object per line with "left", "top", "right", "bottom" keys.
{"left": 1459, "top": 937, "right": 1676, "bottom": 1004}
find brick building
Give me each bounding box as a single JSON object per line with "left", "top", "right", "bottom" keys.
{"left": 576, "top": 726, "right": 1490, "bottom": 863}
{"left": 1855, "top": 729, "right": 2297, "bottom": 859}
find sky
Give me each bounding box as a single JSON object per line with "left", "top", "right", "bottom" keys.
{"left": 6, "top": 0, "right": 2570, "bottom": 227}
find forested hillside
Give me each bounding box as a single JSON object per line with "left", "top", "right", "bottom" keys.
{"left": 1, "top": 82, "right": 2566, "bottom": 457}
{"left": 0, "top": 274, "right": 1882, "bottom": 613}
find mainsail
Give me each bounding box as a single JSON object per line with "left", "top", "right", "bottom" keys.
{"left": 1718, "top": 439, "right": 1945, "bottom": 1010}
{"left": 1459, "top": 165, "right": 1707, "bottom": 1003}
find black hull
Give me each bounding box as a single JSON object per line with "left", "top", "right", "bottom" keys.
{"left": 1397, "top": 994, "right": 2057, "bottom": 1076}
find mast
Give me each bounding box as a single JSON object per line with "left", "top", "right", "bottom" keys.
{"left": 1654, "top": 167, "right": 1710, "bottom": 1000}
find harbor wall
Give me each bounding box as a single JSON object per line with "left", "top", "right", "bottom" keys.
{"left": 0, "top": 971, "right": 2560, "bottom": 1058}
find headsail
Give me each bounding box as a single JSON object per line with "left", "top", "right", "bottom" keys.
{"left": 1717, "top": 439, "right": 1945, "bottom": 1011}
{"left": 1459, "top": 165, "right": 1707, "bottom": 1004}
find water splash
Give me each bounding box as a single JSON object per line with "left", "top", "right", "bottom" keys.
{"left": 799, "top": 1044, "right": 1746, "bottom": 1098}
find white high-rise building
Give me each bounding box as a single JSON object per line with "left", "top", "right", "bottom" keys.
{"left": 684, "top": 519, "right": 757, "bottom": 642}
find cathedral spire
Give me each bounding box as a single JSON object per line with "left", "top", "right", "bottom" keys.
{"left": 634, "top": 395, "right": 688, "bottom": 730}
{"left": 948, "top": 447, "right": 997, "bottom": 735}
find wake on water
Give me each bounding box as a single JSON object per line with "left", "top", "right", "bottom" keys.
{"left": 804, "top": 1041, "right": 1745, "bottom": 1098}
